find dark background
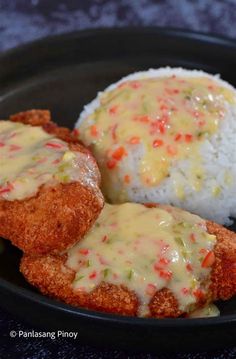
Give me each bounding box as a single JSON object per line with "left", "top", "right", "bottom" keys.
{"left": 0, "top": 1, "right": 236, "bottom": 358}
{"left": 1, "top": 0, "right": 236, "bottom": 51}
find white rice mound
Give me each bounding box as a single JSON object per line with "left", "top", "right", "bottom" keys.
{"left": 76, "top": 67, "right": 236, "bottom": 225}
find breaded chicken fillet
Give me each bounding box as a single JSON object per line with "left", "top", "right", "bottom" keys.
{"left": 20, "top": 203, "right": 236, "bottom": 318}
{"left": 0, "top": 110, "right": 104, "bottom": 255}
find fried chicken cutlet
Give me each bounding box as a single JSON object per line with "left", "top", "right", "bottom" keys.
{"left": 20, "top": 203, "right": 236, "bottom": 318}
{"left": 0, "top": 110, "right": 104, "bottom": 255}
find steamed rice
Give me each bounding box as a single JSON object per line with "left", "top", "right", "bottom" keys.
{"left": 76, "top": 68, "right": 236, "bottom": 225}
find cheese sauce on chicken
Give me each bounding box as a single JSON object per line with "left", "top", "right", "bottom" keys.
{"left": 78, "top": 76, "right": 234, "bottom": 202}
{"left": 66, "top": 203, "right": 217, "bottom": 316}
{"left": 0, "top": 121, "right": 98, "bottom": 200}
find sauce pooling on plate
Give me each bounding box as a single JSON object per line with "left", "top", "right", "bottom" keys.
{"left": 66, "top": 203, "right": 217, "bottom": 316}
{"left": 188, "top": 303, "right": 220, "bottom": 318}
{"left": 0, "top": 121, "right": 98, "bottom": 200}
{"left": 78, "top": 76, "right": 235, "bottom": 202}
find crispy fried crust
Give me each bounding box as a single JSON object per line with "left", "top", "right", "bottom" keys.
{"left": 20, "top": 255, "right": 139, "bottom": 316}
{"left": 207, "top": 221, "right": 236, "bottom": 301}
{"left": 0, "top": 182, "right": 103, "bottom": 255}
{"left": 20, "top": 220, "right": 236, "bottom": 318}
{"left": 0, "top": 110, "right": 104, "bottom": 255}
{"left": 10, "top": 110, "right": 83, "bottom": 145}
{"left": 149, "top": 288, "right": 183, "bottom": 318}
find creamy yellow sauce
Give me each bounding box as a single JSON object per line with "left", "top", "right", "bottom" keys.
{"left": 66, "top": 203, "right": 217, "bottom": 317}
{"left": 0, "top": 121, "right": 98, "bottom": 200}
{"left": 78, "top": 76, "right": 235, "bottom": 202}
{"left": 188, "top": 303, "right": 220, "bottom": 318}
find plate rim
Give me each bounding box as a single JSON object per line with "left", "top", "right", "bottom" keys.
{"left": 1, "top": 277, "right": 236, "bottom": 328}
{"left": 0, "top": 26, "right": 235, "bottom": 329}
{"left": 1, "top": 26, "right": 236, "bottom": 62}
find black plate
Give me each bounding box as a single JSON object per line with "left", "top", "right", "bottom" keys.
{"left": 0, "top": 28, "right": 235, "bottom": 353}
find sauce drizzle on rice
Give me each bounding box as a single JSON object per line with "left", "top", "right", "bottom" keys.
{"left": 66, "top": 203, "right": 217, "bottom": 316}
{"left": 78, "top": 75, "right": 235, "bottom": 203}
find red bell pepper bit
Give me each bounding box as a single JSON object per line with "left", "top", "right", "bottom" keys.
{"left": 150, "top": 119, "right": 166, "bottom": 135}
{"left": 174, "top": 133, "right": 182, "bottom": 142}
{"left": 112, "top": 146, "right": 127, "bottom": 161}
{"left": 158, "top": 257, "right": 170, "bottom": 266}
{"left": 89, "top": 271, "right": 97, "bottom": 279}
{"left": 0, "top": 187, "right": 11, "bottom": 195}
{"left": 45, "top": 142, "right": 64, "bottom": 149}
{"left": 106, "top": 159, "right": 117, "bottom": 169}
{"left": 90, "top": 125, "right": 99, "bottom": 138}
{"left": 193, "top": 288, "right": 204, "bottom": 301}
{"left": 109, "top": 105, "right": 119, "bottom": 115}
{"left": 128, "top": 136, "right": 140, "bottom": 144}
{"left": 0, "top": 142, "right": 5, "bottom": 147}
{"left": 201, "top": 251, "right": 215, "bottom": 268}
{"left": 185, "top": 134, "right": 193, "bottom": 143}
{"left": 79, "top": 248, "right": 89, "bottom": 255}
{"left": 186, "top": 263, "right": 193, "bottom": 272}
{"left": 153, "top": 139, "right": 164, "bottom": 148}
{"left": 159, "top": 269, "right": 172, "bottom": 280}
{"left": 0, "top": 182, "right": 14, "bottom": 195}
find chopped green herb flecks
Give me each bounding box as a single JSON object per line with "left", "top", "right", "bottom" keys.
{"left": 127, "top": 269, "right": 134, "bottom": 280}
{"left": 103, "top": 268, "right": 110, "bottom": 278}
{"left": 175, "top": 237, "right": 185, "bottom": 247}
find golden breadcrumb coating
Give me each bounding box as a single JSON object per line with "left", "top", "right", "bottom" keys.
{"left": 20, "top": 220, "right": 236, "bottom": 318}
{"left": 0, "top": 110, "right": 104, "bottom": 255}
